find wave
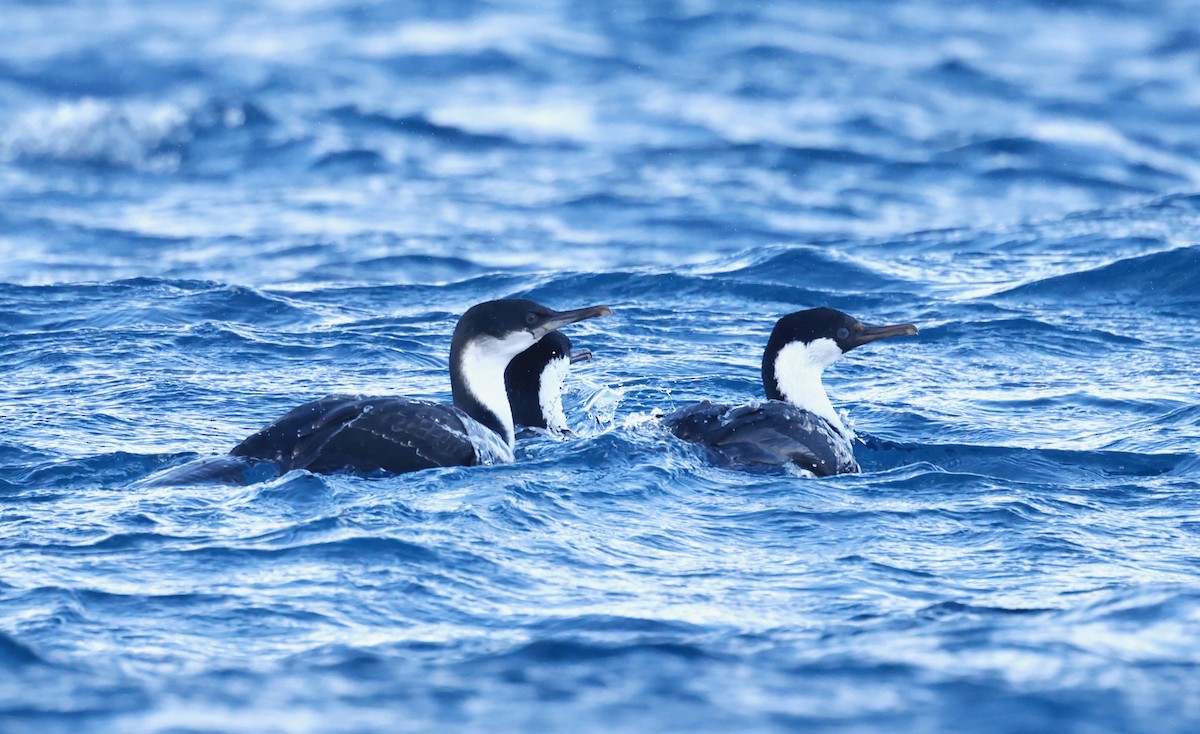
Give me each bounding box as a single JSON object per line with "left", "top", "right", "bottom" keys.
{"left": 696, "top": 245, "right": 905, "bottom": 293}
{"left": 310, "top": 149, "right": 388, "bottom": 174}
{"left": 1070, "top": 585, "right": 1200, "bottom": 625}
{"left": 0, "top": 280, "right": 319, "bottom": 336}
{"left": 0, "top": 631, "right": 43, "bottom": 669}
{"left": 297, "top": 254, "right": 490, "bottom": 285}
{"left": 10, "top": 451, "right": 183, "bottom": 493}
{"left": 470, "top": 637, "right": 713, "bottom": 667}
{"left": 638, "top": 140, "right": 888, "bottom": 174}
{"left": 858, "top": 438, "right": 1187, "bottom": 481}
{"left": 379, "top": 48, "right": 539, "bottom": 81}
{"left": 523, "top": 269, "right": 853, "bottom": 310}
{"left": 328, "top": 106, "right": 525, "bottom": 149}
{"left": 915, "top": 317, "right": 1142, "bottom": 358}
{"left": 0, "top": 98, "right": 190, "bottom": 172}
{"left": 0, "top": 98, "right": 270, "bottom": 173}
{"left": 922, "top": 58, "right": 1020, "bottom": 98}
{"left": 996, "top": 245, "right": 1200, "bottom": 304}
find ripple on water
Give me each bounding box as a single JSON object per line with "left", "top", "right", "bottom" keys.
{"left": 4, "top": 0, "right": 1200, "bottom": 732}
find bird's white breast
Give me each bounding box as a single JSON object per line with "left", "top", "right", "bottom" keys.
{"left": 772, "top": 338, "right": 847, "bottom": 435}
{"left": 460, "top": 332, "right": 536, "bottom": 446}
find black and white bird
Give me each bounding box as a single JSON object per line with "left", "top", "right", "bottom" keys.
{"left": 505, "top": 331, "right": 593, "bottom": 437}
{"left": 663, "top": 307, "right": 917, "bottom": 476}
{"left": 224, "top": 299, "right": 611, "bottom": 476}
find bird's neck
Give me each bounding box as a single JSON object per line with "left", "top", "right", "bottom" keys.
{"left": 763, "top": 340, "right": 847, "bottom": 435}
{"left": 452, "top": 339, "right": 517, "bottom": 447}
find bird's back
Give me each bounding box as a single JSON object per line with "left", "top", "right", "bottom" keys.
{"left": 664, "top": 400, "right": 859, "bottom": 476}
{"left": 231, "top": 395, "right": 478, "bottom": 475}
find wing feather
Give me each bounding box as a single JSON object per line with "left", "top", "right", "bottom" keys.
{"left": 664, "top": 400, "right": 858, "bottom": 476}
{"left": 232, "top": 395, "right": 478, "bottom": 475}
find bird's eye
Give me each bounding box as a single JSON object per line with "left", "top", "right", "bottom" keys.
{"left": 836, "top": 327, "right": 850, "bottom": 340}
{"left": 525, "top": 312, "right": 539, "bottom": 326}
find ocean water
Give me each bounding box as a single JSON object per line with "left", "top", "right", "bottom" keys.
{"left": 3, "top": 0, "right": 1200, "bottom": 731}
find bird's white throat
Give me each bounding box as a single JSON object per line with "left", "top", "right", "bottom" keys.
{"left": 459, "top": 332, "right": 536, "bottom": 446}
{"left": 772, "top": 338, "right": 847, "bottom": 435}
{"left": 538, "top": 356, "right": 571, "bottom": 432}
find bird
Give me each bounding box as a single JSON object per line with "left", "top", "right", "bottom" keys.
{"left": 505, "top": 330, "right": 593, "bottom": 437}
{"left": 663, "top": 307, "right": 917, "bottom": 476}
{"left": 224, "top": 298, "right": 611, "bottom": 476}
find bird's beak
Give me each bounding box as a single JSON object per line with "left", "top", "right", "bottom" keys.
{"left": 850, "top": 322, "right": 919, "bottom": 349}
{"left": 531, "top": 305, "right": 612, "bottom": 340}
{"left": 569, "top": 348, "right": 593, "bottom": 364}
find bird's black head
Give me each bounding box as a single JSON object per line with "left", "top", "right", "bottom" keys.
{"left": 762, "top": 307, "right": 917, "bottom": 400}
{"left": 450, "top": 298, "right": 610, "bottom": 445}
{"left": 453, "top": 298, "right": 612, "bottom": 348}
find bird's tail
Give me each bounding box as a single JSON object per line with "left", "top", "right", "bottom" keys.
{"left": 133, "top": 455, "right": 282, "bottom": 487}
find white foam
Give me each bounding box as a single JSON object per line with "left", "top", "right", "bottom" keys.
{"left": 460, "top": 414, "right": 515, "bottom": 465}
{"left": 537, "top": 356, "right": 571, "bottom": 433}
{"left": 1, "top": 98, "right": 189, "bottom": 172}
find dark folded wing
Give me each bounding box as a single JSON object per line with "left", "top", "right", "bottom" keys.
{"left": 231, "top": 395, "right": 477, "bottom": 475}
{"left": 664, "top": 400, "right": 858, "bottom": 476}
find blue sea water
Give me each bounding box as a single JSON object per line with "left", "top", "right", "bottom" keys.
{"left": 3, "top": 0, "right": 1200, "bottom": 731}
